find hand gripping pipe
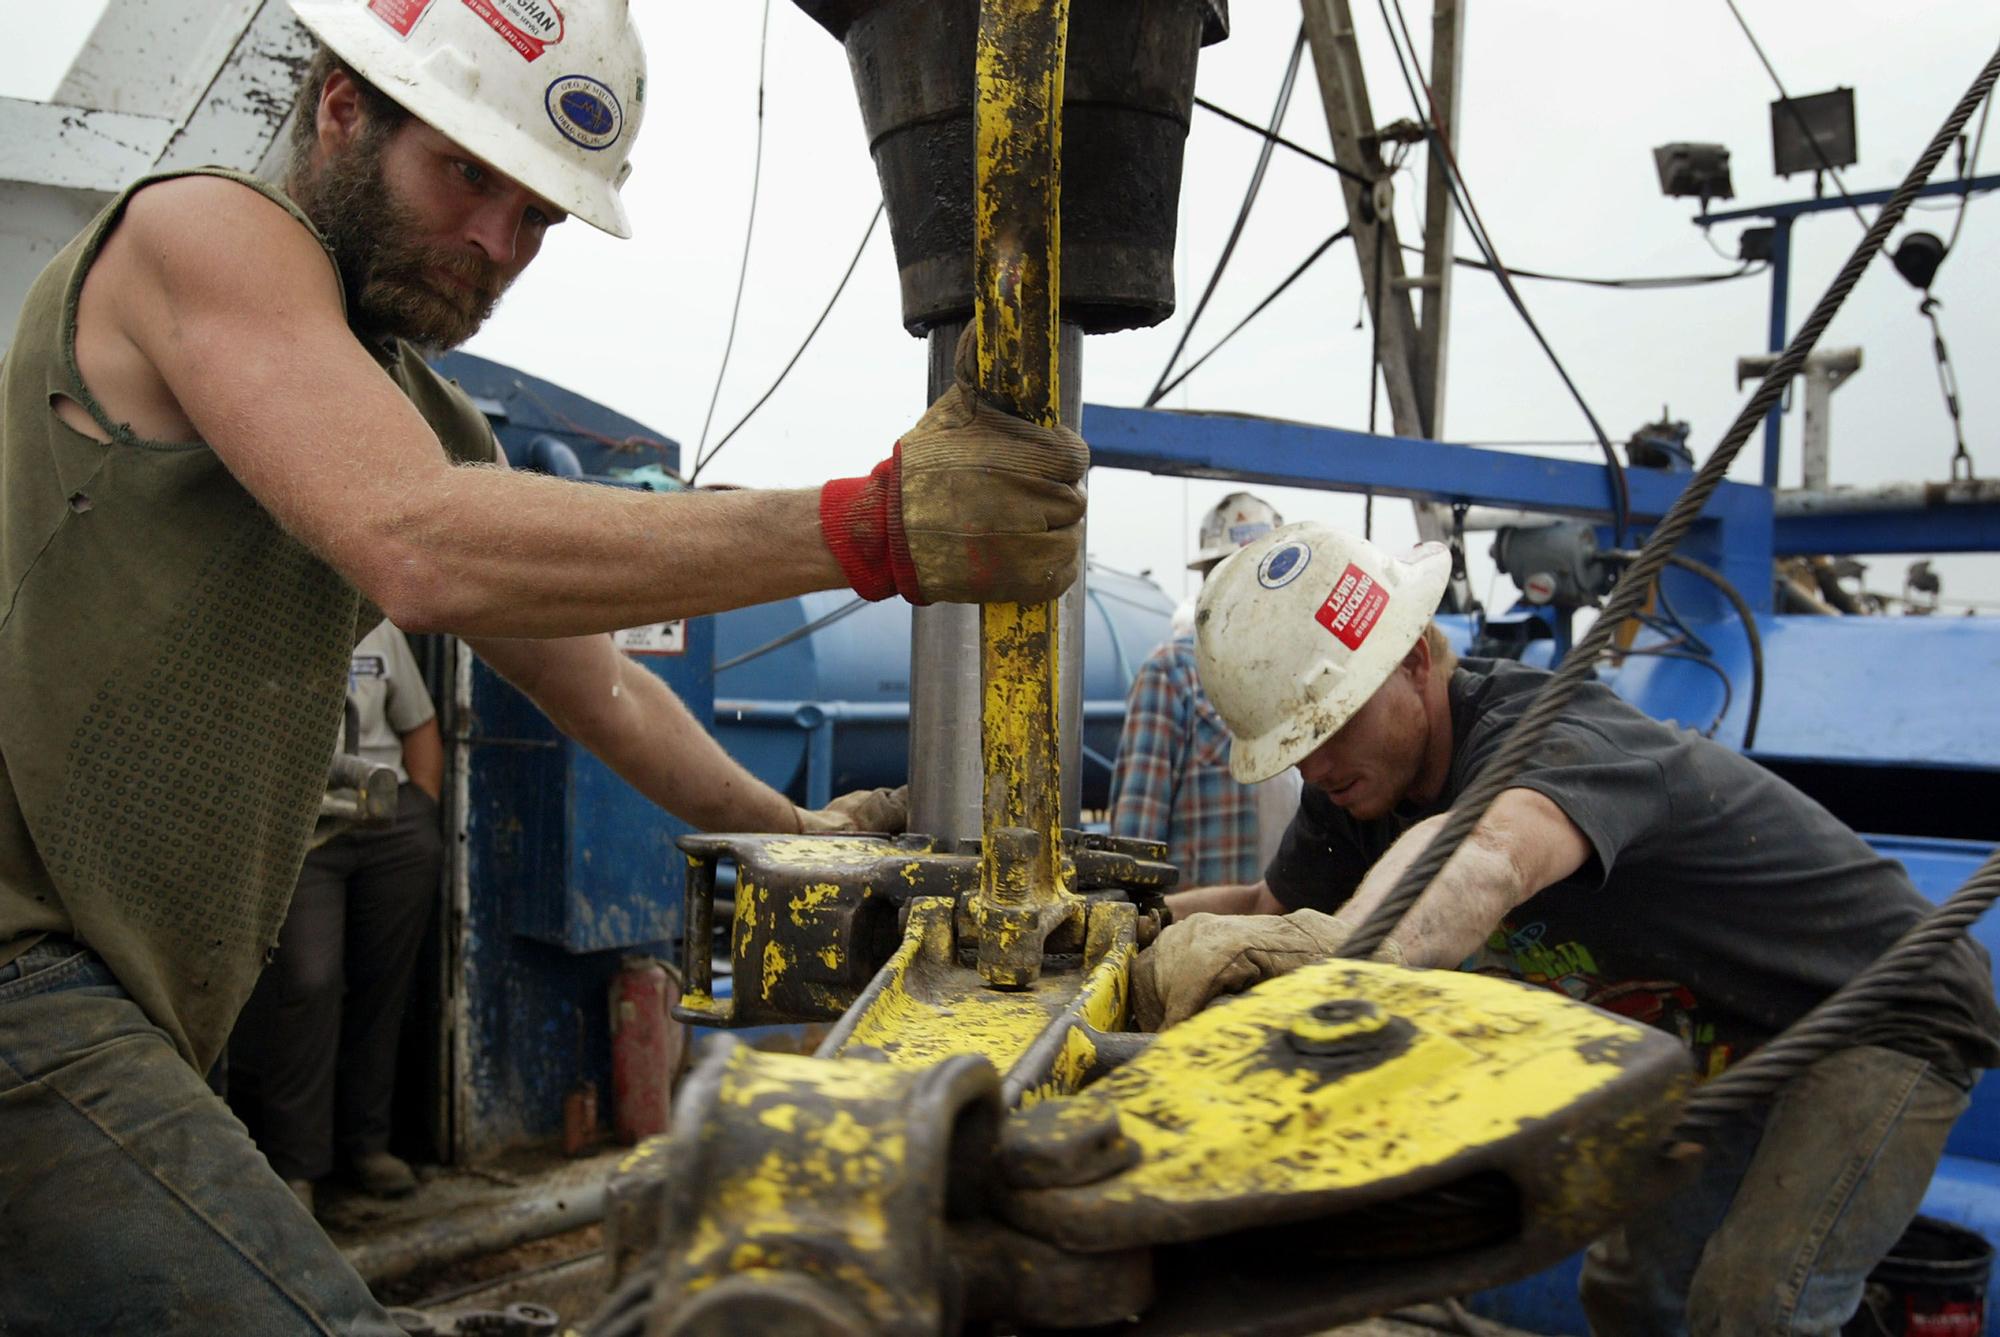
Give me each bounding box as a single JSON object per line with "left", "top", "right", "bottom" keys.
{"left": 972, "top": 0, "right": 1075, "bottom": 989}
{"left": 1339, "top": 40, "right": 2000, "bottom": 1129}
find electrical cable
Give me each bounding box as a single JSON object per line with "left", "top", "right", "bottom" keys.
{"left": 1615, "top": 645, "right": 1735, "bottom": 739}
{"left": 1607, "top": 550, "right": 1765, "bottom": 749}
{"left": 1719, "top": 0, "right": 1870, "bottom": 229}
{"left": 1192, "top": 95, "right": 1371, "bottom": 185}
{"left": 1947, "top": 91, "right": 1992, "bottom": 253}
{"left": 694, "top": 0, "right": 775, "bottom": 463}
{"left": 1411, "top": 246, "right": 1768, "bottom": 290}
{"left": 1376, "top": 0, "right": 1631, "bottom": 543}
{"left": 689, "top": 202, "right": 886, "bottom": 482}
{"left": 1335, "top": 39, "right": 2000, "bottom": 1072}
{"left": 1148, "top": 28, "right": 1309, "bottom": 407}
{"left": 1150, "top": 228, "right": 1351, "bottom": 404}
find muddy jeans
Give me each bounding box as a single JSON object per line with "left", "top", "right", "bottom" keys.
{"left": 0, "top": 938, "right": 403, "bottom": 1335}
{"left": 1580, "top": 1044, "right": 1972, "bottom": 1336}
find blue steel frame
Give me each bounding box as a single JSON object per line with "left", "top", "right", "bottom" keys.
{"left": 1082, "top": 405, "right": 2000, "bottom": 563}
{"left": 1694, "top": 171, "right": 2000, "bottom": 487}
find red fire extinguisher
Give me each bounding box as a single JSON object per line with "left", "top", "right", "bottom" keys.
{"left": 610, "top": 955, "right": 685, "bottom": 1144}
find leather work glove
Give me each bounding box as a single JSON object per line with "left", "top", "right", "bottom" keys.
{"left": 1131, "top": 908, "right": 1405, "bottom": 1032}
{"left": 795, "top": 784, "right": 909, "bottom": 836}
{"left": 819, "top": 332, "right": 1087, "bottom": 606}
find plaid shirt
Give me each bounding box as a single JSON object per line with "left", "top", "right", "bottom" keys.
{"left": 1108, "top": 633, "right": 1263, "bottom": 886}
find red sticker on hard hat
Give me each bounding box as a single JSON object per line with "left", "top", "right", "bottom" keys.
{"left": 459, "top": 0, "right": 564, "bottom": 61}
{"left": 1314, "top": 564, "right": 1390, "bottom": 650}
{"left": 368, "top": 0, "right": 433, "bottom": 37}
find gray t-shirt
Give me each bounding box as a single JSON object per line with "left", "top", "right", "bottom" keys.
{"left": 1267, "top": 658, "right": 2000, "bottom": 1082}
{"left": 345, "top": 621, "right": 435, "bottom": 784}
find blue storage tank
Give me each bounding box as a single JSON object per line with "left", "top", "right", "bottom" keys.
{"left": 711, "top": 564, "right": 1178, "bottom": 810}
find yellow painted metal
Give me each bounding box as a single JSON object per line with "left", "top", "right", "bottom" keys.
{"left": 972, "top": 0, "right": 1076, "bottom": 989}
{"left": 833, "top": 896, "right": 1134, "bottom": 1101}
{"left": 1005, "top": 959, "right": 1693, "bottom": 1246}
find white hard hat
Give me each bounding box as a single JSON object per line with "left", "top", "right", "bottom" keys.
{"left": 289, "top": 0, "right": 645, "bottom": 238}
{"left": 1188, "top": 491, "right": 1283, "bottom": 571}
{"left": 1196, "top": 524, "right": 1451, "bottom": 784}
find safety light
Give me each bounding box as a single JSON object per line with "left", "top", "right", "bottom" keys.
{"left": 1653, "top": 143, "right": 1735, "bottom": 203}
{"left": 1771, "top": 88, "right": 1858, "bottom": 178}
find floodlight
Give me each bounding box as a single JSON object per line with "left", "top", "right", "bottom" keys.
{"left": 1771, "top": 88, "right": 1857, "bottom": 178}
{"left": 1654, "top": 143, "right": 1735, "bottom": 202}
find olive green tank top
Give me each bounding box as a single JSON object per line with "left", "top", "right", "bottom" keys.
{"left": 0, "top": 168, "right": 497, "bottom": 1071}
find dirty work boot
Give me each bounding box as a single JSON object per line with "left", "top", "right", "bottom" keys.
{"left": 287, "top": 1178, "right": 316, "bottom": 1214}
{"left": 352, "top": 1151, "right": 417, "bottom": 1198}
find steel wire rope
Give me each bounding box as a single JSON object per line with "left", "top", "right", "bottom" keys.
{"left": 693, "top": 0, "right": 775, "bottom": 466}
{"left": 689, "top": 201, "right": 886, "bottom": 482}
{"left": 712, "top": 594, "right": 869, "bottom": 674}
{"left": 1677, "top": 848, "right": 2000, "bottom": 1136}
{"left": 1150, "top": 227, "right": 1352, "bottom": 403}
{"left": 1146, "top": 27, "right": 1310, "bottom": 407}
{"left": 1376, "top": 0, "right": 1631, "bottom": 543}
{"left": 1720, "top": 0, "right": 1870, "bottom": 229}
{"left": 1336, "top": 44, "right": 2000, "bottom": 1005}
{"left": 1193, "top": 94, "right": 1369, "bottom": 184}
{"left": 1946, "top": 91, "right": 1992, "bottom": 253}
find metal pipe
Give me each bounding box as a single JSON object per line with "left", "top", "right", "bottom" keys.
{"left": 343, "top": 1176, "right": 609, "bottom": 1288}
{"left": 909, "top": 322, "right": 985, "bottom": 844}
{"left": 1774, "top": 478, "right": 2000, "bottom": 514}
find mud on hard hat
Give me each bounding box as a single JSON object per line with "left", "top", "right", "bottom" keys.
{"left": 288, "top": 0, "right": 646, "bottom": 238}
{"left": 1188, "top": 491, "right": 1283, "bottom": 572}
{"left": 1195, "top": 524, "right": 1451, "bottom": 784}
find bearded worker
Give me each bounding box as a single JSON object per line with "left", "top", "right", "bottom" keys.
{"left": 0, "top": 2, "right": 1084, "bottom": 1331}
{"left": 1132, "top": 523, "right": 2000, "bottom": 1335}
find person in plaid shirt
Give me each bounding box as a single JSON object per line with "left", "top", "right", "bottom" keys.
{"left": 1110, "top": 493, "right": 1299, "bottom": 886}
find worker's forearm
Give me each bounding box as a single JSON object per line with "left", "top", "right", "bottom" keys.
{"left": 568, "top": 656, "right": 799, "bottom": 833}
{"left": 1337, "top": 815, "right": 1523, "bottom": 968}
{"left": 400, "top": 719, "right": 444, "bottom": 801}
{"left": 362, "top": 470, "right": 846, "bottom": 638}
{"left": 1166, "top": 881, "right": 1282, "bottom": 919}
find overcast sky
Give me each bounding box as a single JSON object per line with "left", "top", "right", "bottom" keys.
{"left": 9, "top": 1, "right": 1998, "bottom": 609}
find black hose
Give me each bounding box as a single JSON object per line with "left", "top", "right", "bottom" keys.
{"left": 1337, "top": 43, "right": 2000, "bottom": 971}
{"left": 1608, "top": 550, "right": 1765, "bottom": 750}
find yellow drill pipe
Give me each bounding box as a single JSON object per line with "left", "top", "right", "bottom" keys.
{"left": 973, "top": 0, "right": 1072, "bottom": 988}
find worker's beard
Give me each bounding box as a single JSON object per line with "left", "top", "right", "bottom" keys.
{"left": 293, "top": 125, "right": 507, "bottom": 351}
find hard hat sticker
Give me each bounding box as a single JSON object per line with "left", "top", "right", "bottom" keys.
{"left": 368, "top": 0, "right": 435, "bottom": 37}
{"left": 1315, "top": 564, "right": 1389, "bottom": 650}
{"left": 1257, "top": 540, "right": 1311, "bottom": 589}
{"left": 546, "top": 75, "right": 623, "bottom": 151}
{"left": 1228, "top": 520, "right": 1274, "bottom": 547}
{"left": 460, "top": 0, "right": 565, "bottom": 61}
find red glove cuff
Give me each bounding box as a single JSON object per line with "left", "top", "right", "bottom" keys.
{"left": 819, "top": 445, "right": 923, "bottom": 604}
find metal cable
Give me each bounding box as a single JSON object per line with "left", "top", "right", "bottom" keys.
{"left": 1151, "top": 227, "right": 1351, "bottom": 404}
{"left": 1337, "top": 42, "right": 2000, "bottom": 968}
{"left": 690, "top": 202, "right": 886, "bottom": 482}
{"left": 1192, "top": 94, "right": 1369, "bottom": 184}
{"left": 693, "top": 0, "right": 775, "bottom": 462}
{"left": 1147, "top": 28, "right": 1309, "bottom": 407}
{"left": 1677, "top": 849, "right": 2000, "bottom": 1135}
{"left": 1377, "top": 0, "right": 1631, "bottom": 542}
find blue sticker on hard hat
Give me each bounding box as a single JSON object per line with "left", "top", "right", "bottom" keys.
{"left": 1257, "top": 540, "right": 1311, "bottom": 589}
{"left": 1228, "top": 520, "right": 1274, "bottom": 548}
{"left": 546, "top": 75, "right": 623, "bottom": 151}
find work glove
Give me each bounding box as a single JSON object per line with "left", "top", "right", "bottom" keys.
{"left": 819, "top": 332, "right": 1087, "bottom": 606}
{"left": 794, "top": 784, "right": 909, "bottom": 836}
{"left": 1130, "top": 908, "right": 1405, "bottom": 1032}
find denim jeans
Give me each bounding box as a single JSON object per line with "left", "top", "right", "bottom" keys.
{"left": 0, "top": 938, "right": 403, "bottom": 1335}
{"left": 1580, "top": 1044, "right": 1971, "bottom": 1336}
